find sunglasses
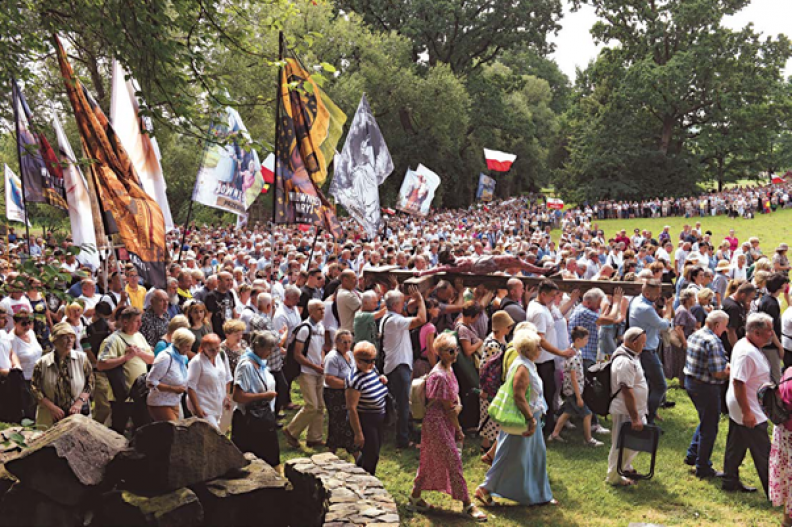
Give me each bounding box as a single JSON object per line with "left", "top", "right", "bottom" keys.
{"left": 18, "top": 320, "right": 32, "bottom": 327}
{"left": 358, "top": 357, "right": 376, "bottom": 365}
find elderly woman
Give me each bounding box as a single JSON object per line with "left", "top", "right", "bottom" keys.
{"left": 770, "top": 366, "right": 792, "bottom": 527}
{"left": 475, "top": 328, "right": 556, "bottom": 507}
{"left": 220, "top": 319, "right": 247, "bottom": 375}
{"left": 11, "top": 310, "right": 44, "bottom": 420}
{"left": 187, "top": 333, "right": 233, "bottom": 430}
{"left": 665, "top": 288, "right": 698, "bottom": 383}
{"left": 347, "top": 341, "right": 389, "bottom": 475}
{"left": 154, "top": 315, "right": 190, "bottom": 356}
{"left": 409, "top": 333, "right": 487, "bottom": 521}
{"left": 455, "top": 301, "right": 484, "bottom": 433}
{"left": 774, "top": 244, "right": 791, "bottom": 276}
{"left": 63, "top": 303, "right": 87, "bottom": 350}
{"left": 232, "top": 331, "right": 280, "bottom": 467}
{"left": 30, "top": 322, "right": 93, "bottom": 427}
{"left": 323, "top": 330, "right": 356, "bottom": 455}
{"left": 691, "top": 288, "right": 714, "bottom": 328}
{"left": 146, "top": 328, "right": 193, "bottom": 422}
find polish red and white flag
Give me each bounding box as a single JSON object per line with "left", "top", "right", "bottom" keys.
{"left": 483, "top": 148, "right": 517, "bottom": 172}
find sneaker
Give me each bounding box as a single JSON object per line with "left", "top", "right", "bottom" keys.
{"left": 564, "top": 421, "right": 577, "bottom": 430}
{"left": 547, "top": 434, "right": 566, "bottom": 443}
{"left": 585, "top": 438, "right": 604, "bottom": 447}
{"left": 592, "top": 424, "right": 610, "bottom": 435}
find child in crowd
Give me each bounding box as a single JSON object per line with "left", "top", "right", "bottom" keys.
{"left": 547, "top": 326, "right": 604, "bottom": 447}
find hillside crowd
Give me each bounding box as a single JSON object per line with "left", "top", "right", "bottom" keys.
{"left": 0, "top": 195, "right": 791, "bottom": 524}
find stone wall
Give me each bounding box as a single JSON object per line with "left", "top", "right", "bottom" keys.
{"left": 284, "top": 453, "right": 399, "bottom": 527}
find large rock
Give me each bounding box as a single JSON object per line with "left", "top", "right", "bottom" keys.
{"left": 4, "top": 414, "right": 127, "bottom": 506}
{"left": 95, "top": 488, "right": 203, "bottom": 527}
{"left": 0, "top": 483, "right": 84, "bottom": 527}
{"left": 110, "top": 418, "right": 247, "bottom": 494}
{"left": 192, "top": 453, "right": 291, "bottom": 527}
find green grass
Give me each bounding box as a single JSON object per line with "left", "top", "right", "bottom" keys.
{"left": 280, "top": 379, "right": 779, "bottom": 526}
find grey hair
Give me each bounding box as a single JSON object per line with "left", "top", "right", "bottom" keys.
{"left": 251, "top": 330, "right": 278, "bottom": 351}
{"left": 746, "top": 312, "right": 773, "bottom": 334}
{"left": 384, "top": 290, "right": 404, "bottom": 311}
{"left": 512, "top": 329, "right": 541, "bottom": 359}
{"left": 582, "top": 288, "right": 605, "bottom": 305}
{"left": 679, "top": 288, "right": 697, "bottom": 305}
{"left": 256, "top": 292, "right": 273, "bottom": 309}
{"left": 433, "top": 332, "right": 458, "bottom": 353}
{"left": 307, "top": 299, "right": 324, "bottom": 311}
{"left": 167, "top": 277, "right": 178, "bottom": 287}
{"left": 361, "top": 290, "right": 378, "bottom": 304}
{"left": 705, "top": 309, "right": 728, "bottom": 327}
{"left": 284, "top": 285, "right": 301, "bottom": 300}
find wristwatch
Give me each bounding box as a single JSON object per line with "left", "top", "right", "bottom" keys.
{"left": 78, "top": 395, "right": 88, "bottom": 403}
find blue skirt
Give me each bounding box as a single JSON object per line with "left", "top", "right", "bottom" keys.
{"left": 481, "top": 410, "right": 553, "bottom": 505}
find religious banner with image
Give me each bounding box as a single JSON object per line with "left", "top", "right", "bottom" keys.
{"left": 396, "top": 164, "right": 440, "bottom": 216}
{"left": 476, "top": 173, "right": 496, "bottom": 202}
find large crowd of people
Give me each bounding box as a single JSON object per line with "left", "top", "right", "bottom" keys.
{"left": 0, "top": 196, "right": 791, "bottom": 525}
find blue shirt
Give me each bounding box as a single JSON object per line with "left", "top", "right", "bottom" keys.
{"left": 683, "top": 327, "right": 728, "bottom": 384}
{"left": 568, "top": 304, "right": 600, "bottom": 362}
{"left": 628, "top": 295, "right": 670, "bottom": 351}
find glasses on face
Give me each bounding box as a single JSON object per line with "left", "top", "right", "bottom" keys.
{"left": 18, "top": 320, "right": 32, "bottom": 327}
{"left": 358, "top": 357, "right": 376, "bottom": 365}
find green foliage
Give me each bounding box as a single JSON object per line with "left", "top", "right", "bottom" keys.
{"left": 557, "top": 0, "right": 792, "bottom": 201}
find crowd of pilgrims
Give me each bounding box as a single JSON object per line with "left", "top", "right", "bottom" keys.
{"left": 0, "top": 193, "right": 791, "bottom": 523}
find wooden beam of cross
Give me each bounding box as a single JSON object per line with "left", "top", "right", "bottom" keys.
{"left": 362, "top": 266, "right": 674, "bottom": 297}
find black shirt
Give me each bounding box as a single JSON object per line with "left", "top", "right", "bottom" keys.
{"left": 205, "top": 290, "right": 236, "bottom": 338}
{"left": 721, "top": 297, "right": 746, "bottom": 356}
{"left": 299, "top": 286, "right": 320, "bottom": 320}
{"left": 758, "top": 294, "right": 781, "bottom": 342}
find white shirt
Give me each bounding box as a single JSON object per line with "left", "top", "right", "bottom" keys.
{"left": 782, "top": 306, "right": 792, "bottom": 351}
{"left": 273, "top": 304, "right": 301, "bottom": 346}
{"left": 526, "top": 300, "right": 557, "bottom": 364}
{"left": 609, "top": 347, "right": 649, "bottom": 417}
{"left": 726, "top": 338, "right": 771, "bottom": 426}
{"left": 322, "top": 299, "right": 338, "bottom": 347}
{"left": 146, "top": 349, "right": 188, "bottom": 408}
{"left": 11, "top": 330, "right": 42, "bottom": 380}
{"left": 295, "top": 319, "right": 325, "bottom": 376}
{"left": 78, "top": 294, "right": 101, "bottom": 311}
{"left": 187, "top": 351, "right": 233, "bottom": 428}
{"left": 0, "top": 333, "right": 13, "bottom": 370}
{"left": 381, "top": 312, "right": 413, "bottom": 375}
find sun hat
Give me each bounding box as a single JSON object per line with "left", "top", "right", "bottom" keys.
{"left": 716, "top": 260, "right": 731, "bottom": 272}
{"left": 492, "top": 311, "right": 515, "bottom": 333}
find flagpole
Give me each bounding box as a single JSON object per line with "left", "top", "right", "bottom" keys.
{"left": 307, "top": 226, "right": 321, "bottom": 266}
{"left": 179, "top": 120, "right": 214, "bottom": 264}
{"left": 272, "top": 31, "right": 284, "bottom": 226}
{"left": 10, "top": 79, "right": 31, "bottom": 254}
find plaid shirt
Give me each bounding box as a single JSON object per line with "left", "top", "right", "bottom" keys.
{"left": 568, "top": 305, "right": 600, "bottom": 362}
{"left": 683, "top": 326, "right": 728, "bottom": 384}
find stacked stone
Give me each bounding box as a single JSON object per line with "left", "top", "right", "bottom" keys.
{"left": 284, "top": 453, "right": 399, "bottom": 527}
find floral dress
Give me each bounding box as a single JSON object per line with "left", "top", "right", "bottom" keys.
{"left": 412, "top": 365, "right": 470, "bottom": 502}
{"left": 478, "top": 334, "right": 505, "bottom": 443}
{"left": 769, "top": 367, "right": 792, "bottom": 516}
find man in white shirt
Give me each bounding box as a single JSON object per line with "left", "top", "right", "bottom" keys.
{"left": 675, "top": 242, "right": 691, "bottom": 274}
{"left": 283, "top": 299, "right": 327, "bottom": 448}
{"left": 335, "top": 270, "right": 361, "bottom": 332}
{"left": 381, "top": 288, "right": 426, "bottom": 448}
{"left": 273, "top": 285, "right": 302, "bottom": 411}
{"left": 525, "top": 279, "right": 575, "bottom": 436}
{"left": 606, "top": 327, "right": 649, "bottom": 486}
{"left": 723, "top": 312, "right": 774, "bottom": 495}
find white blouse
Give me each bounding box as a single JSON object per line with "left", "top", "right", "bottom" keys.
{"left": 146, "top": 349, "right": 188, "bottom": 408}
{"left": 186, "top": 352, "right": 232, "bottom": 428}
{"left": 12, "top": 330, "right": 43, "bottom": 380}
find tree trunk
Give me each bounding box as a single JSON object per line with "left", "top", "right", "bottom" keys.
{"left": 659, "top": 116, "right": 675, "bottom": 155}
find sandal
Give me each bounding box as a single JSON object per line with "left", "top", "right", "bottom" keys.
{"left": 407, "top": 496, "right": 434, "bottom": 513}
{"left": 474, "top": 487, "right": 493, "bottom": 507}
{"left": 464, "top": 504, "right": 487, "bottom": 522}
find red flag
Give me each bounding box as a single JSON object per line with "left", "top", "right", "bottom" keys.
{"left": 547, "top": 198, "right": 564, "bottom": 210}
{"left": 772, "top": 176, "right": 785, "bottom": 184}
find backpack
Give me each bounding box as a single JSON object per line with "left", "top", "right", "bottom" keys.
{"left": 409, "top": 375, "right": 428, "bottom": 421}
{"left": 480, "top": 341, "right": 507, "bottom": 398}
{"left": 284, "top": 322, "right": 312, "bottom": 381}
{"left": 377, "top": 315, "right": 393, "bottom": 374}
{"left": 410, "top": 326, "right": 423, "bottom": 362}
{"left": 758, "top": 376, "right": 792, "bottom": 426}
{"left": 583, "top": 349, "right": 628, "bottom": 416}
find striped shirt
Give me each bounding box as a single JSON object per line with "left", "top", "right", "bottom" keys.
{"left": 346, "top": 367, "right": 387, "bottom": 414}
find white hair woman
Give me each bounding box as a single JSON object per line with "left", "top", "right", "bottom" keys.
{"left": 187, "top": 332, "right": 233, "bottom": 430}
{"left": 146, "top": 327, "right": 194, "bottom": 422}
{"left": 475, "top": 327, "right": 557, "bottom": 507}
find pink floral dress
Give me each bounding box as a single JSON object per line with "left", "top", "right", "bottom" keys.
{"left": 412, "top": 365, "right": 470, "bottom": 502}
{"left": 769, "top": 367, "right": 792, "bottom": 516}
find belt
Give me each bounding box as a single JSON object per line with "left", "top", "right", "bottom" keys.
{"left": 642, "top": 348, "right": 657, "bottom": 353}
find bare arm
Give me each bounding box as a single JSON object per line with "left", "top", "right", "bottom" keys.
{"left": 621, "top": 386, "right": 643, "bottom": 430}
{"left": 325, "top": 374, "right": 346, "bottom": 390}
{"left": 512, "top": 366, "right": 537, "bottom": 436}
{"left": 232, "top": 384, "right": 276, "bottom": 404}
{"left": 346, "top": 388, "right": 364, "bottom": 447}
{"left": 733, "top": 379, "right": 757, "bottom": 428}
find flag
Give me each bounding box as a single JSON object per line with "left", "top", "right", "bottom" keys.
{"left": 11, "top": 80, "right": 68, "bottom": 209}
{"left": 55, "top": 36, "right": 166, "bottom": 288}
{"left": 110, "top": 60, "right": 175, "bottom": 232}
{"left": 483, "top": 148, "right": 517, "bottom": 172}
{"left": 52, "top": 114, "right": 100, "bottom": 269}
{"left": 329, "top": 94, "right": 393, "bottom": 239}
{"left": 262, "top": 153, "right": 275, "bottom": 184}
{"left": 193, "top": 107, "right": 264, "bottom": 215}
{"left": 4, "top": 165, "right": 28, "bottom": 224}
{"left": 396, "top": 164, "right": 441, "bottom": 216}
{"left": 547, "top": 198, "right": 564, "bottom": 210}
{"left": 772, "top": 176, "right": 785, "bottom": 184}
{"left": 476, "top": 173, "right": 496, "bottom": 202}
{"left": 274, "top": 50, "right": 344, "bottom": 238}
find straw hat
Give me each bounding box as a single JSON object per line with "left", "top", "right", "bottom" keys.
{"left": 491, "top": 311, "right": 515, "bottom": 332}
{"left": 716, "top": 260, "right": 731, "bottom": 272}
{"left": 50, "top": 321, "right": 77, "bottom": 343}
{"left": 776, "top": 243, "right": 789, "bottom": 252}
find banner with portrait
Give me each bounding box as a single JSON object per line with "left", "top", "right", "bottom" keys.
{"left": 396, "top": 164, "right": 440, "bottom": 216}
{"left": 476, "top": 173, "right": 496, "bottom": 202}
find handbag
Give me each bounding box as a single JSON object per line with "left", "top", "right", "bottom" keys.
{"left": 488, "top": 359, "right": 530, "bottom": 434}
{"left": 668, "top": 327, "right": 683, "bottom": 348}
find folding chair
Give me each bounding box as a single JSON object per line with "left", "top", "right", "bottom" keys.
{"left": 617, "top": 422, "right": 661, "bottom": 480}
